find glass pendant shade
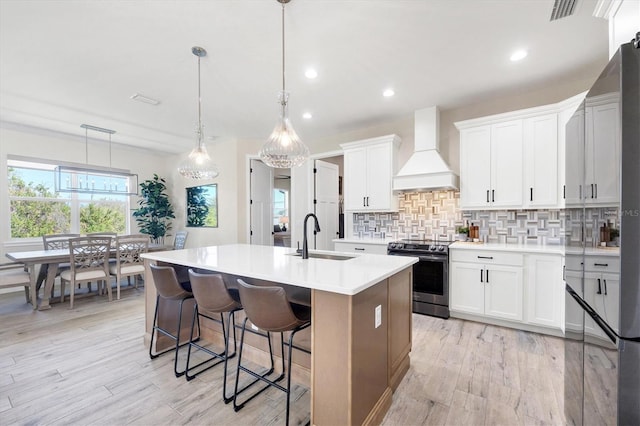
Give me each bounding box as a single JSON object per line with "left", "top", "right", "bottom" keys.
{"left": 260, "top": 91, "right": 309, "bottom": 168}
{"left": 178, "top": 129, "right": 219, "bottom": 179}
{"left": 177, "top": 46, "right": 219, "bottom": 179}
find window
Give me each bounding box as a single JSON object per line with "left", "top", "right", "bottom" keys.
{"left": 186, "top": 183, "right": 218, "bottom": 228}
{"left": 8, "top": 158, "right": 130, "bottom": 239}
{"left": 273, "top": 189, "right": 288, "bottom": 226}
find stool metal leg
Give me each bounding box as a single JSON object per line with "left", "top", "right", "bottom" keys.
{"left": 148, "top": 295, "right": 193, "bottom": 377}
{"left": 233, "top": 318, "right": 282, "bottom": 413}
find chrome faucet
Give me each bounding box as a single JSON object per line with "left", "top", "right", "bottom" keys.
{"left": 301, "top": 213, "right": 321, "bottom": 259}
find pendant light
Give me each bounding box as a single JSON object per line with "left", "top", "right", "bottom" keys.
{"left": 258, "top": 0, "right": 310, "bottom": 168}
{"left": 178, "top": 46, "right": 219, "bottom": 179}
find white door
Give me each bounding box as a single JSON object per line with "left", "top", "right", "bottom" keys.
{"left": 449, "top": 262, "right": 485, "bottom": 315}
{"left": 459, "top": 126, "right": 491, "bottom": 208}
{"left": 249, "top": 159, "right": 274, "bottom": 246}
{"left": 314, "top": 160, "right": 339, "bottom": 250}
{"left": 491, "top": 120, "right": 523, "bottom": 208}
{"left": 526, "top": 254, "right": 562, "bottom": 328}
{"left": 524, "top": 114, "right": 558, "bottom": 208}
{"left": 484, "top": 264, "right": 523, "bottom": 321}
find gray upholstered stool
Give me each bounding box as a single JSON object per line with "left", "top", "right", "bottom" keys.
{"left": 149, "top": 264, "right": 196, "bottom": 377}
{"left": 185, "top": 269, "right": 242, "bottom": 403}
{"left": 233, "top": 279, "right": 311, "bottom": 425}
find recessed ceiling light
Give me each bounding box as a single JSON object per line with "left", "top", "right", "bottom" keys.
{"left": 383, "top": 89, "right": 395, "bottom": 97}
{"left": 305, "top": 69, "right": 318, "bottom": 79}
{"left": 130, "top": 93, "right": 161, "bottom": 105}
{"left": 302, "top": 112, "right": 312, "bottom": 119}
{"left": 510, "top": 49, "right": 528, "bottom": 62}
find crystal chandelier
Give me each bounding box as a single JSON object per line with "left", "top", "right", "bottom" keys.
{"left": 258, "top": 0, "right": 310, "bottom": 168}
{"left": 178, "top": 46, "right": 219, "bottom": 179}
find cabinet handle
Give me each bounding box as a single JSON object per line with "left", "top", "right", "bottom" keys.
{"left": 595, "top": 184, "right": 598, "bottom": 199}
{"left": 597, "top": 278, "right": 602, "bottom": 294}
{"left": 492, "top": 190, "right": 495, "bottom": 203}
{"left": 480, "top": 269, "right": 484, "bottom": 283}
{"left": 477, "top": 256, "right": 493, "bottom": 259}
{"left": 579, "top": 184, "right": 582, "bottom": 199}
{"left": 354, "top": 247, "right": 365, "bottom": 251}
{"left": 486, "top": 269, "right": 489, "bottom": 283}
{"left": 563, "top": 185, "right": 566, "bottom": 200}
{"left": 367, "top": 196, "right": 369, "bottom": 207}
{"left": 591, "top": 184, "right": 594, "bottom": 199}
{"left": 530, "top": 187, "right": 533, "bottom": 202}
{"left": 486, "top": 190, "right": 490, "bottom": 203}
{"left": 594, "top": 263, "right": 609, "bottom": 267}
{"left": 363, "top": 197, "right": 366, "bottom": 207}
{"left": 603, "top": 279, "right": 608, "bottom": 296}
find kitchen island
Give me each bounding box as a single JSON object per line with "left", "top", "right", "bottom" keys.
{"left": 141, "top": 244, "right": 416, "bottom": 425}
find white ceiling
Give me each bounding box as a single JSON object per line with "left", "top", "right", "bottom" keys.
{"left": 0, "top": 0, "right": 609, "bottom": 154}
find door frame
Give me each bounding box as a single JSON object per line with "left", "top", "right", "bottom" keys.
{"left": 246, "top": 150, "right": 343, "bottom": 247}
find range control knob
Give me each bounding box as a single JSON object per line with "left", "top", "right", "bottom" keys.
{"left": 389, "top": 243, "right": 396, "bottom": 249}
{"left": 438, "top": 246, "right": 446, "bottom": 252}
{"left": 429, "top": 245, "right": 437, "bottom": 251}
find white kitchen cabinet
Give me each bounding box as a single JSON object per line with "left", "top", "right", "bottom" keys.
{"left": 523, "top": 114, "right": 559, "bottom": 208}
{"left": 526, "top": 254, "right": 563, "bottom": 329}
{"left": 334, "top": 241, "right": 388, "bottom": 255}
{"left": 584, "top": 100, "right": 620, "bottom": 206}
{"left": 450, "top": 250, "right": 523, "bottom": 322}
{"left": 458, "top": 120, "right": 523, "bottom": 209}
{"left": 341, "top": 135, "right": 400, "bottom": 212}
{"left": 584, "top": 272, "right": 620, "bottom": 341}
{"left": 563, "top": 107, "right": 585, "bottom": 206}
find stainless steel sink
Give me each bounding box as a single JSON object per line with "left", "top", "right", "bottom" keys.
{"left": 287, "top": 252, "right": 355, "bottom": 261}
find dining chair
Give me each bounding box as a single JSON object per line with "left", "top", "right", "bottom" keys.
{"left": 109, "top": 234, "right": 149, "bottom": 300}
{"left": 0, "top": 262, "right": 32, "bottom": 305}
{"left": 39, "top": 233, "right": 80, "bottom": 298}
{"left": 59, "top": 236, "right": 112, "bottom": 309}
{"left": 173, "top": 231, "right": 188, "bottom": 250}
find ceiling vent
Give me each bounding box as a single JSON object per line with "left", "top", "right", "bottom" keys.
{"left": 550, "top": 0, "right": 578, "bottom": 21}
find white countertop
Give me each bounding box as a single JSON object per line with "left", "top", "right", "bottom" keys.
{"left": 450, "top": 241, "right": 565, "bottom": 255}
{"left": 332, "top": 237, "right": 396, "bottom": 245}
{"left": 141, "top": 244, "right": 417, "bottom": 296}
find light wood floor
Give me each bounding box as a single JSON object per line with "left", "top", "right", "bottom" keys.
{"left": 0, "top": 286, "right": 566, "bottom": 425}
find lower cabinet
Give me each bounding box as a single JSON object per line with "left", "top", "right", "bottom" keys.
{"left": 450, "top": 248, "right": 564, "bottom": 335}
{"left": 450, "top": 251, "right": 523, "bottom": 322}
{"left": 526, "top": 254, "right": 563, "bottom": 329}
{"left": 584, "top": 272, "right": 620, "bottom": 340}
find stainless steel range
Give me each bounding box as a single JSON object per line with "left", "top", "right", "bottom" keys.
{"left": 387, "top": 239, "right": 452, "bottom": 319}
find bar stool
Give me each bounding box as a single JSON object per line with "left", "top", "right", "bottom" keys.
{"left": 185, "top": 269, "right": 242, "bottom": 403}
{"left": 233, "top": 279, "right": 311, "bottom": 425}
{"left": 149, "top": 264, "right": 197, "bottom": 377}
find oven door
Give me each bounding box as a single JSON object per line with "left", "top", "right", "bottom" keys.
{"left": 412, "top": 255, "right": 448, "bottom": 305}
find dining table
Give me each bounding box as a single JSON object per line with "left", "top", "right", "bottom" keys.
{"left": 5, "top": 244, "right": 171, "bottom": 310}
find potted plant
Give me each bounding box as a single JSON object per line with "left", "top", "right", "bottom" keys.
{"left": 609, "top": 228, "right": 620, "bottom": 247}
{"left": 133, "top": 174, "right": 175, "bottom": 244}
{"left": 456, "top": 226, "right": 469, "bottom": 242}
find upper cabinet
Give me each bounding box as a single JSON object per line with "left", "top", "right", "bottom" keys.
{"left": 341, "top": 135, "right": 400, "bottom": 212}
{"left": 459, "top": 120, "right": 522, "bottom": 209}
{"left": 584, "top": 97, "right": 620, "bottom": 206}
{"left": 456, "top": 94, "right": 586, "bottom": 211}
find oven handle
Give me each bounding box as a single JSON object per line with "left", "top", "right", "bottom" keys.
{"left": 417, "top": 255, "right": 448, "bottom": 263}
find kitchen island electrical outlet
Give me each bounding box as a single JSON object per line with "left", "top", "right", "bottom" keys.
{"left": 375, "top": 305, "right": 382, "bottom": 328}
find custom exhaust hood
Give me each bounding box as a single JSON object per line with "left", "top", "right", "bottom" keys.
{"left": 393, "top": 106, "right": 459, "bottom": 191}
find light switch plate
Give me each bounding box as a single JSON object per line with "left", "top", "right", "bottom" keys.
{"left": 375, "top": 305, "right": 382, "bottom": 328}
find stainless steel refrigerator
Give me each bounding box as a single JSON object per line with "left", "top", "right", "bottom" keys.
{"left": 564, "top": 36, "right": 640, "bottom": 426}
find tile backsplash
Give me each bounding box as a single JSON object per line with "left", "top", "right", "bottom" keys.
{"left": 351, "top": 190, "right": 568, "bottom": 245}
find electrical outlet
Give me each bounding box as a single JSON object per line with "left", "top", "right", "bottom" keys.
{"left": 375, "top": 305, "right": 382, "bottom": 328}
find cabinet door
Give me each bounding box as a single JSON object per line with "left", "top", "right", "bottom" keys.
{"left": 459, "top": 126, "right": 491, "bottom": 209}
{"left": 524, "top": 114, "right": 558, "bottom": 208}
{"left": 564, "top": 108, "right": 585, "bottom": 206}
{"left": 366, "top": 143, "right": 393, "bottom": 211}
{"left": 343, "top": 148, "right": 367, "bottom": 211}
{"left": 450, "top": 262, "right": 484, "bottom": 315}
{"left": 526, "top": 254, "right": 562, "bottom": 328}
{"left": 585, "top": 272, "right": 620, "bottom": 338}
{"left": 491, "top": 120, "right": 523, "bottom": 208}
{"left": 590, "top": 103, "right": 620, "bottom": 205}
{"left": 565, "top": 270, "right": 584, "bottom": 333}
{"left": 484, "top": 264, "right": 523, "bottom": 321}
